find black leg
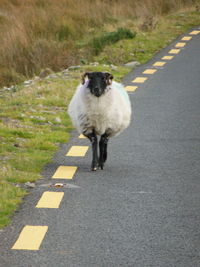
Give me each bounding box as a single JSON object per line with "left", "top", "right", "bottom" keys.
{"left": 99, "top": 133, "right": 109, "bottom": 170}
{"left": 84, "top": 130, "right": 98, "bottom": 171}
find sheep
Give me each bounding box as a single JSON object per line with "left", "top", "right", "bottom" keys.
{"left": 68, "top": 72, "right": 132, "bottom": 171}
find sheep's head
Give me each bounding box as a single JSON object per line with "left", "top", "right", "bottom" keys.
{"left": 82, "top": 72, "right": 113, "bottom": 97}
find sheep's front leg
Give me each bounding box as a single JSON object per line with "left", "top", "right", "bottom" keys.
{"left": 84, "top": 130, "right": 98, "bottom": 171}
{"left": 99, "top": 133, "right": 109, "bottom": 170}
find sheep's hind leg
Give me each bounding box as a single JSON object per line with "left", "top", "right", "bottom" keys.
{"left": 84, "top": 130, "right": 99, "bottom": 171}
{"left": 99, "top": 133, "right": 109, "bottom": 170}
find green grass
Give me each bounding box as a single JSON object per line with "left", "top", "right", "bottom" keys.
{"left": 0, "top": 7, "right": 199, "bottom": 229}
{"left": 0, "top": 181, "right": 26, "bottom": 228}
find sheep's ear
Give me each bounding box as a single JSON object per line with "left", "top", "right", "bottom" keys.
{"left": 82, "top": 72, "right": 90, "bottom": 84}
{"left": 105, "top": 72, "right": 113, "bottom": 85}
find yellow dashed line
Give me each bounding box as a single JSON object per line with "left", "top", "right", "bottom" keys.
{"left": 125, "top": 86, "right": 138, "bottom": 92}
{"left": 12, "top": 226, "right": 48, "bottom": 250}
{"left": 175, "top": 42, "right": 186, "bottom": 48}
{"left": 52, "top": 166, "right": 77, "bottom": 179}
{"left": 132, "top": 77, "right": 147, "bottom": 83}
{"left": 162, "top": 56, "right": 174, "bottom": 60}
{"left": 169, "top": 49, "right": 180, "bottom": 54}
{"left": 181, "top": 36, "right": 192, "bottom": 41}
{"left": 153, "top": 61, "right": 166, "bottom": 67}
{"left": 189, "top": 30, "right": 200, "bottom": 35}
{"left": 36, "top": 192, "right": 64, "bottom": 208}
{"left": 66, "top": 146, "right": 89, "bottom": 157}
{"left": 79, "top": 134, "right": 86, "bottom": 139}
{"left": 143, "top": 69, "right": 157, "bottom": 74}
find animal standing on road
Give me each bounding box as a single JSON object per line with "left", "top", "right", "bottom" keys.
{"left": 68, "top": 72, "right": 132, "bottom": 171}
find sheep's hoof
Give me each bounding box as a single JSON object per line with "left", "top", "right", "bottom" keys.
{"left": 91, "top": 163, "right": 98, "bottom": 171}
{"left": 98, "top": 162, "right": 104, "bottom": 170}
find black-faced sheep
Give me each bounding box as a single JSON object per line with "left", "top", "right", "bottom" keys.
{"left": 68, "top": 72, "right": 131, "bottom": 171}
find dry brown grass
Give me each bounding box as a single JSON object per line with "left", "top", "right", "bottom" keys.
{"left": 0, "top": 0, "right": 198, "bottom": 86}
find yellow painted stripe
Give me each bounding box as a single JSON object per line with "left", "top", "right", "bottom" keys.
{"left": 175, "top": 42, "right": 186, "bottom": 48}
{"left": 12, "top": 225, "right": 48, "bottom": 250}
{"left": 162, "top": 56, "right": 174, "bottom": 60}
{"left": 153, "top": 61, "right": 166, "bottom": 67}
{"left": 79, "top": 134, "right": 86, "bottom": 139}
{"left": 66, "top": 146, "right": 89, "bottom": 157}
{"left": 36, "top": 192, "right": 64, "bottom": 208}
{"left": 125, "top": 86, "right": 138, "bottom": 92}
{"left": 169, "top": 49, "right": 180, "bottom": 54}
{"left": 143, "top": 69, "right": 157, "bottom": 74}
{"left": 181, "top": 36, "right": 192, "bottom": 41}
{"left": 132, "top": 77, "right": 147, "bottom": 83}
{"left": 52, "top": 166, "right": 77, "bottom": 179}
{"left": 189, "top": 30, "right": 200, "bottom": 35}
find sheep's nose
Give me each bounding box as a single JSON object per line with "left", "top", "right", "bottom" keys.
{"left": 94, "top": 87, "right": 101, "bottom": 97}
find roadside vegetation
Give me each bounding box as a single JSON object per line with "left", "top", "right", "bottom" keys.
{"left": 0, "top": 0, "right": 199, "bottom": 228}
{"left": 0, "top": 0, "right": 199, "bottom": 86}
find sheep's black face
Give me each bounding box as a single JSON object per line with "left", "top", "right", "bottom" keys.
{"left": 82, "top": 72, "right": 113, "bottom": 97}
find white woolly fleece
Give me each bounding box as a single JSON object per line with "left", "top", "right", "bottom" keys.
{"left": 68, "top": 81, "right": 132, "bottom": 137}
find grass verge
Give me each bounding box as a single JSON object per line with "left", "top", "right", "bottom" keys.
{"left": 0, "top": 8, "right": 199, "bottom": 228}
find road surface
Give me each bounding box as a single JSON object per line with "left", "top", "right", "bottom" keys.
{"left": 0, "top": 27, "right": 200, "bottom": 267}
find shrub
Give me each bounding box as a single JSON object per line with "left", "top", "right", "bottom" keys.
{"left": 90, "top": 28, "right": 136, "bottom": 55}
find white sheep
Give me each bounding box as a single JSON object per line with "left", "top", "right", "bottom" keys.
{"left": 68, "top": 72, "right": 132, "bottom": 171}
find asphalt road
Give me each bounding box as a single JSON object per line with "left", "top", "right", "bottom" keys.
{"left": 0, "top": 27, "right": 200, "bottom": 267}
